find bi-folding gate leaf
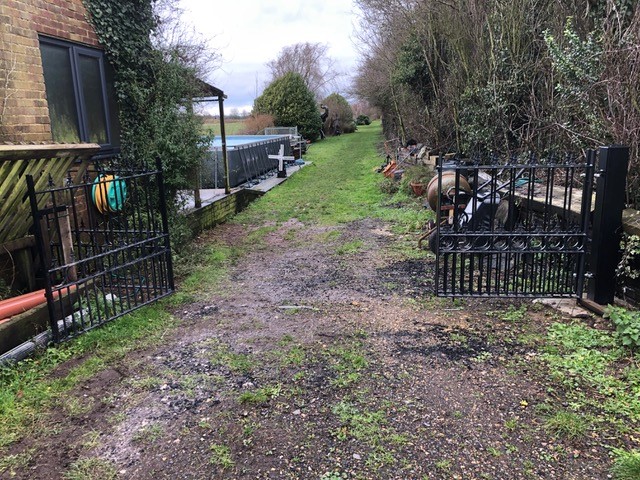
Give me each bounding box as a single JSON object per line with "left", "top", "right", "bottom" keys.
{"left": 434, "top": 152, "right": 596, "bottom": 298}
{"left": 27, "top": 162, "right": 174, "bottom": 342}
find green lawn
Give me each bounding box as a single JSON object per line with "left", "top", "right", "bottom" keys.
{"left": 234, "top": 122, "right": 426, "bottom": 230}
{"left": 201, "top": 118, "right": 246, "bottom": 136}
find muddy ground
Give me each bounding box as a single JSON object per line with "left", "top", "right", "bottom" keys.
{"left": 3, "top": 218, "right": 619, "bottom": 479}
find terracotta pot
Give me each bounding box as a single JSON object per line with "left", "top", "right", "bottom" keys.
{"left": 409, "top": 181, "right": 427, "bottom": 197}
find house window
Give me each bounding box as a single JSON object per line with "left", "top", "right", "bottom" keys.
{"left": 39, "top": 36, "right": 120, "bottom": 149}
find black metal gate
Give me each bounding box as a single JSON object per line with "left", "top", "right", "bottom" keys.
{"left": 27, "top": 161, "right": 174, "bottom": 342}
{"left": 434, "top": 152, "right": 595, "bottom": 297}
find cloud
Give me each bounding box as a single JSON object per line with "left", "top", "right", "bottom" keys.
{"left": 179, "top": 0, "right": 360, "bottom": 110}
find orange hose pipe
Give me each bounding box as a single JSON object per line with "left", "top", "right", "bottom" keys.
{"left": 0, "top": 289, "right": 46, "bottom": 318}
{"left": 0, "top": 285, "right": 77, "bottom": 319}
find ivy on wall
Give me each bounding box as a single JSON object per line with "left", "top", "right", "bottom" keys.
{"left": 83, "top": 0, "right": 210, "bottom": 247}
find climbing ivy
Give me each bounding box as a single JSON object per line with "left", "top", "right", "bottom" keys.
{"left": 83, "top": 0, "right": 210, "bottom": 247}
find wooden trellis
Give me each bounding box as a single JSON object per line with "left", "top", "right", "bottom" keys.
{"left": 0, "top": 144, "right": 99, "bottom": 245}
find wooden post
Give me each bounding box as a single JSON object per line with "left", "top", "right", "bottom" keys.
{"left": 58, "top": 207, "right": 77, "bottom": 282}
{"left": 219, "top": 97, "right": 230, "bottom": 195}
{"left": 194, "top": 166, "right": 202, "bottom": 209}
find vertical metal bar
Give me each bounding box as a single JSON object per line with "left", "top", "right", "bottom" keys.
{"left": 194, "top": 158, "right": 202, "bottom": 209}
{"left": 435, "top": 156, "right": 443, "bottom": 296}
{"left": 486, "top": 167, "right": 498, "bottom": 295}
{"left": 454, "top": 169, "right": 463, "bottom": 294}
{"left": 27, "top": 175, "right": 60, "bottom": 342}
{"left": 214, "top": 150, "right": 219, "bottom": 189}
{"left": 156, "top": 158, "right": 175, "bottom": 291}
{"left": 575, "top": 150, "right": 596, "bottom": 298}
{"left": 468, "top": 165, "right": 477, "bottom": 295}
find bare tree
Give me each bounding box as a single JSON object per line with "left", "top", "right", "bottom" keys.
{"left": 152, "top": 0, "right": 222, "bottom": 81}
{"left": 266, "top": 42, "right": 341, "bottom": 99}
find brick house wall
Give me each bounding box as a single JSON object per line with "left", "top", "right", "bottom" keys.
{"left": 0, "top": 0, "right": 100, "bottom": 142}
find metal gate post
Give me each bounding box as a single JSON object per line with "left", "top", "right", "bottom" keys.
{"left": 587, "top": 145, "right": 629, "bottom": 305}
{"left": 26, "top": 174, "right": 60, "bottom": 341}
{"left": 155, "top": 158, "right": 175, "bottom": 292}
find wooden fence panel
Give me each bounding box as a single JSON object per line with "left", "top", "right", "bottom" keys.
{"left": 0, "top": 144, "right": 99, "bottom": 245}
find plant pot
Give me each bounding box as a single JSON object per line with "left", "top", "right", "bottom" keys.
{"left": 410, "top": 181, "right": 427, "bottom": 197}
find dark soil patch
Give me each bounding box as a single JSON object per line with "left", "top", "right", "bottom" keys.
{"left": 372, "top": 258, "right": 435, "bottom": 298}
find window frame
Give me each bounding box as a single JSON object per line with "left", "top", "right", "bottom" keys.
{"left": 39, "top": 35, "right": 118, "bottom": 151}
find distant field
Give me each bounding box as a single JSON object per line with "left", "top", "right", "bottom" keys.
{"left": 201, "top": 118, "right": 246, "bottom": 136}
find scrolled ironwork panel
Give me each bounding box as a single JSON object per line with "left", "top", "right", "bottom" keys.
{"left": 435, "top": 153, "right": 594, "bottom": 298}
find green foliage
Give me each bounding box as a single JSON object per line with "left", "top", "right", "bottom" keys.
{"left": 335, "top": 240, "right": 364, "bottom": 255}
{"left": 542, "top": 321, "right": 640, "bottom": 425}
{"left": 0, "top": 450, "right": 32, "bottom": 476}
{"left": 403, "top": 164, "right": 433, "bottom": 185}
{"left": 355, "top": 0, "right": 640, "bottom": 194}
{"left": 253, "top": 72, "right": 322, "bottom": 141}
{"left": 356, "top": 114, "right": 371, "bottom": 125}
{"left": 392, "top": 33, "right": 434, "bottom": 104}
{"left": 611, "top": 448, "right": 640, "bottom": 480}
{"left": 378, "top": 177, "right": 399, "bottom": 195}
{"left": 0, "top": 304, "right": 170, "bottom": 448}
{"left": 458, "top": 63, "right": 531, "bottom": 153}
{"left": 232, "top": 123, "right": 427, "bottom": 235}
{"left": 500, "top": 304, "right": 527, "bottom": 323}
{"left": 543, "top": 410, "right": 589, "bottom": 440}
{"left": 321, "top": 92, "right": 356, "bottom": 134}
{"left": 617, "top": 234, "right": 640, "bottom": 280}
{"left": 208, "top": 340, "right": 255, "bottom": 374}
{"left": 604, "top": 306, "right": 640, "bottom": 349}
{"left": 209, "top": 443, "right": 235, "bottom": 469}
{"left": 544, "top": 17, "right": 606, "bottom": 148}
{"left": 63, "top": 458, "right": 117, "bottom": 480}
{"left": 238, "top": 384, "right": 281, "bottom": 404}
{"left": 84, "top": 0, "right": 212, "bottom": 248}
{"left": 325, "top": 342, "right": 368, "bottom": 388}
{"left": 321, "top": 471, "right": 346, "bottom": 480}
{"left": 331, "top": 401, "right": 387, "bottom": 443}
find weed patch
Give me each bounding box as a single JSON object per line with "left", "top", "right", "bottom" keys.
{"left": 0, "top": 450, "right": 33, "bottom": 476}
{"left": 541, "top": 322, "right": 640, "bottom": 426}
{"left": 332, "top": 401, "right": 387, "bottom": 443}
{"left": 335, "top": 240, "right": 365, "bottom": 255}
{"left": 543, "top": 410, "right": 590, "bottom": 440}
{"left": 63, "top": 457, "right": 117, "bottom": 480}
{"left": 205, "top": 339, "right": 255, "bottom": 375}
{"left": 132, "top": 423, "right": 164, "bottom": 444}
{"left": 0, "top": 305, "right": 171, "bottom": 448}
{"left": 209, "top": 443, "right": 235, "bottom": 469}
{"left": 611, "top": 448, "right": 640, "bottom": 480}
{"left": 325, "top": 342, "right": 368, "bottom": 388}
{"left": 238, "top": 384, "right": 282, "bottom": 404}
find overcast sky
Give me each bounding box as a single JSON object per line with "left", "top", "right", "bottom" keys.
{"left": 178, "top": 0, "right": 361, "bottom": 114}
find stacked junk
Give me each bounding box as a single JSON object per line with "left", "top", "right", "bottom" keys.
{"left": 378, "top": 142, "right": 526, "bottom": 254}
